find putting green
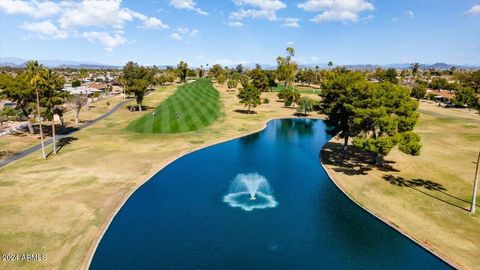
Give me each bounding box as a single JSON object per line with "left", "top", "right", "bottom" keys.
{"left": 127, "top": 79, "right": 220, "bottom": 133}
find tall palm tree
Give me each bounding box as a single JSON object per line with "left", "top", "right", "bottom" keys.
{"left": 40, "top": 68, "right": 63, "bottom": 155}
{"left": 118, "top": 75, "right": 126, "bottom": 100}
{"left": 26, "top": 60, "right": 46, "bottom": 159}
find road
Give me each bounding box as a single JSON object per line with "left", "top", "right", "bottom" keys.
{"left": 0, "top": 99, "right": 130, "bottom": 169}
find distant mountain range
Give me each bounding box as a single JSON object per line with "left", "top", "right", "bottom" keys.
{"left": 341, "top": 63, "right": 480, "bottom": 70}
{"left": 0, "top": 57, "right": 121, "bottom": 69}
{"left": 1, "top": 57, "right": 479, "bottom": 70}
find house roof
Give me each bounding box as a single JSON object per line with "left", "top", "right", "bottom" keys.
{"left": 426, "top": 89, "right": 454, "bottom": 99}
{"left": 88, "top": 82, "right": 106, "bottom": 90}
{"left": 63, "top": 86, "right": 102, "bottom": 95}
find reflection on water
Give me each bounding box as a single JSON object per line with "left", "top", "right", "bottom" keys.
{"left": 91, "top": 119, "right": 451, "bottom": 270}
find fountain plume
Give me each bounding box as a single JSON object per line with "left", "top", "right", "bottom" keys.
{"left": 223, "top": 173, "right": 278, "bottom": 211}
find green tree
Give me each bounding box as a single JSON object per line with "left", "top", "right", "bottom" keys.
{"left": 373, "top": 67, "right": 385, "bottom": 82}
{"left": 411, "top": 84, "right": 427, "bottom": 100}
{"left": 319, "top": 71, "right": 366, "bottom": 151}
{"left": 411, "top": 63, "right": 420, "bottom": 77}
{"left": 276, "top": 47, "right": 298, "bottom": 89}
{"left": 227, "top": 78, "right": 239, "bottom": 89}
{"left": 122, "top": 61, "right": 150, "bottom": 110}
{"left": 71, "top": 80, "right": 81, "bottom": 87}
{"left": 127, "top": 79, "right": 148, "bottom": 111}
{"left": 79, "top": 68, "right": 88, "bottom": 82}
{"left": 237, "top": 81, "right": 261, "bottom": 114}
{"left": 217, "top": 74, "right": 227, "bottom": 85}
{"left": 235, "top": 64, "right": 244, "bottom": 74}
{"left": 278, "top": 88, "right": 300, "bottom": 107}
{"left": 430, "top": 77, "right": 448, "bottom": 90}
{"left": 453, "top": 87, "right": 478, "bottom": 109}
{"left": 266, "top": 70, "right": 277, "bottom": 91}
{"left": 351, "top": 83, "right": 421, "bottom": 166}
{"left": 384, "top": 68, "right": 398, "bottom": 84}
{"left": 297, "top": 96, "right": 314, "bottom": 115}
{"left": 209, "top": 64, "right": 223, "bottom": 78}
{"left": 0, "top": 106, "right": 20, "bottom": 129}
{"left": 0, "top": 73, "right": 36, "bottom": 134}
{"left": 328, "top": 61, "right": 333, "bottom": 69}
{"left": 249, "top": 66, "right": 269, "bottom": 92}
{"left": 177, "top": 61, "right": 188, "bottom": 83}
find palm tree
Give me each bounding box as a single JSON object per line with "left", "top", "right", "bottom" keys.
{"left": 118, "top": 75, "right": 126, "bottom": 100}
{"left": 26, "top": 60, "right": 46, "bottom": 159}
{"left": 328, "top": 61, "right": 333, "bottom": 69}
{"left": 39, "top": 68, "right": 63, "bottom": 155}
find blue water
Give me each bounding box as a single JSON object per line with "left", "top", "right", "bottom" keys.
{"left": 91, "top": 119, "right": 451, "bottom": 270}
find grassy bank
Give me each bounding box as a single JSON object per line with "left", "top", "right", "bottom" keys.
{"left": 322, "top": 101, "right": 480, "bottom": 269}
{"left": 127, "top": 79, "right": 220, "bottom": 133}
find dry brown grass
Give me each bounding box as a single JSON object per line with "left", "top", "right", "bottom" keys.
{"left": 322, "top": 101, "right": 480, "bottom": 269}
{"left": 0, "top": 96, "right": 125, "bottom": 161}
{"left": 0, "top": 82, "right": 321, "bottom": 270}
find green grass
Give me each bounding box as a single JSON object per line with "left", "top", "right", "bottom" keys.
{"left": 272, "top": 84, "right": 320, "bottom": 94}
{"left": 127, "top": 79, "right": 220, "bottom": 133}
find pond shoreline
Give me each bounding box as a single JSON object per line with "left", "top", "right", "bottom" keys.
{"left": 82, "top": 115, "right": 323, "bottom": 270}
{"left": 320, "top": 137, "right": 461, "bottom": 269}
{"left": 83, "top": 115, "right": 456, "bottom": 270}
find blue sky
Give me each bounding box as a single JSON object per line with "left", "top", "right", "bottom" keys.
{"left": 1, "top": 0, "right": 479, "bottom": 66}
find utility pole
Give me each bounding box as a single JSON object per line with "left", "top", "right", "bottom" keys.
{"left": 470, "top": 151, "right": 480, "bottom": 214}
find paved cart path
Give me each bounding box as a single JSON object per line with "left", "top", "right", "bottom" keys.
{"left": 0, "top": 99, "right": 130, "bottom": 169}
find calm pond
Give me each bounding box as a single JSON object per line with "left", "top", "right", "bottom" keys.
{"left": 91, "top": 119, "right": 450, "bottom": 269}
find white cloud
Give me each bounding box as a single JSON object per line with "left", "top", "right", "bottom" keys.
{"left": 20, "top": 21, "right": 68, "bottom": 39}
{"left": 58, "top": 1, "right": 166, "bottom": 30}
{"left": 465, "top": 5, "right": 480, "bottom": 16}
{"left": 170, "top": 33, "right": 183, "bottom": 41}
{"left": 228, "top": 21, "right": 244, "bottom": 27}
{"left": 359, "top": 14, "right": 373, "bottom": 22}
{"left": 141, "top": 17, "right": 169, "bottom": 29}
{"left": 190, "top": 29, "right": 200, "bottom": 36}
{"left": 82, "top": 31, "right": 127, "bottom": 51}
{"left": 0, "top": 0, "right": 168, "bottom": 51}
{"left": 169, "top": 0, "right": 208, "bottom": 15}
{"left": 391, "top": 17, "right": 398, "bottom": 23}
{"left": 170, "top": 28, "right": 199, "bottom": 41}
{"left": 297, "top": 0, "right": 374, "bottom": 23}
{"left": 0, "top": 0, "right": 61, "bottom": 18}
{"left": 282, "top": 17, "right": 300, "bottom": 28}
{"left": 404, "top": 10, "right": 414, "bottom": 18}
{"left": 296, "top": 55, "right": 321, "bottom": 64}
{"left": 229, "top": 0, "right": 286, "bottom": 24}
{"left": 213, "top": 58, "right": 249, "bottom": 66}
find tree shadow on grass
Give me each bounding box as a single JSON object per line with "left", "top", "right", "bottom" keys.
{"left": 33, "top": 124, "right": 80, "bottom": 137}
{"left": 383, "top": 174, "right": 475, "bottom": 211}
{"left": 233, "top": 109, "right": 257, "bottom": 114}
{"left": 0, "top": 150, "right": 14, "bottom": 159}
{"left": 46, "top": 137, "right": 79, "bottom": 157}
{"left": 125, "top": 105, "right": 155, "bottom": 111}
{"left": 293, "top": 112, "right": 309, "bottom": 117}
{"left": 321, "top": 142, "right": 399, "bottom": 176}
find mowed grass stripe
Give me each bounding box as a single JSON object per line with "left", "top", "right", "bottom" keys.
{"left": 175, "top": 92, "right": 203, "bottom": 131}
{"left": 178, "top": 88, "right": 219, "bottom": 125}
{"left": 127, "top": 79, "right": 220, "bottom": 133}
{"left": 172, "top": 90, "right": 204, "bottom": 131}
